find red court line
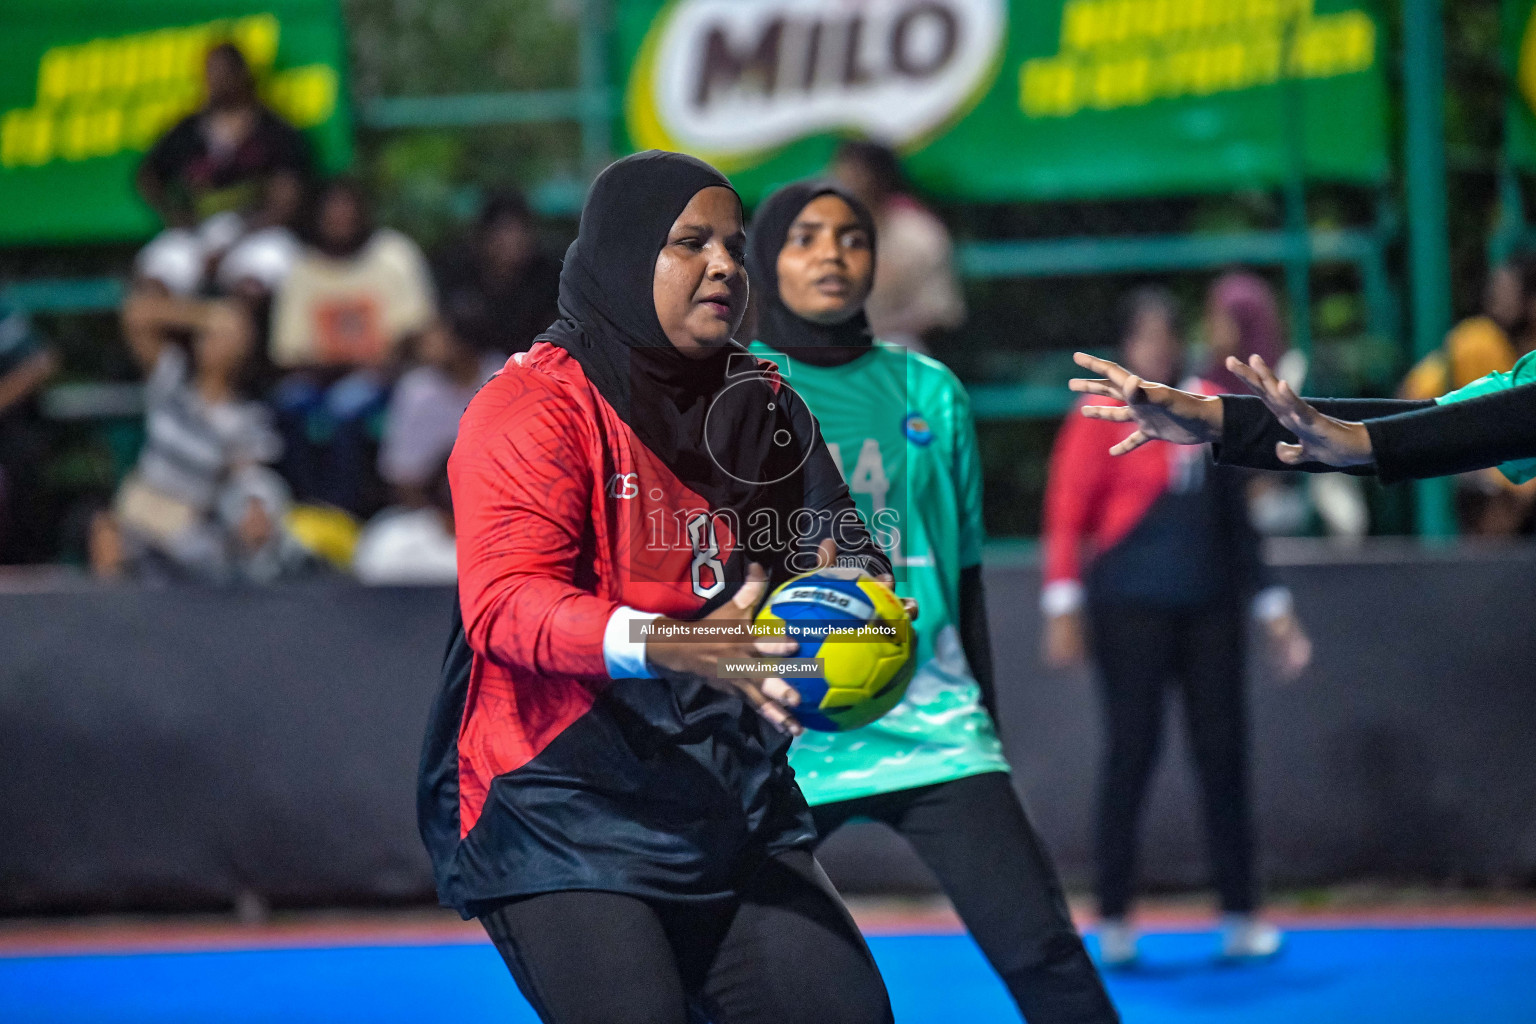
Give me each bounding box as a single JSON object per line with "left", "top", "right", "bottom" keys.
{"left": 4, "top": 903, "right": 1536, "bottom": 958}
{"left": 0, "top": 917, "right": 489, "bottom": 958}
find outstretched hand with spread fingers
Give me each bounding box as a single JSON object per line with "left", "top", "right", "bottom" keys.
{"left": 1224, "top": 355, "right": 1374, "bottom": 468}
{"left": 1068, "top": 351, "right": 1224, "bottom": 454}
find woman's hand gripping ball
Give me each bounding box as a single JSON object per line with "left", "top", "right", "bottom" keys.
{"left": 644, "top": 562, "right": 806, "bottom": 736}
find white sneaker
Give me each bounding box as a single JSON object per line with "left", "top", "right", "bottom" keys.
{"left": 1219, "top": 915, "right": 1283, "bottom": 961}
{"left": 1096, "top": 919, "right": 1140, "bottom": 969}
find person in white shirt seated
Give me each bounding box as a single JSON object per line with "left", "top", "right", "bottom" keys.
{"left": 268, "top": 178, "right": 436, "bottom": 514}
{"left": 352, "top": 462, "right": 456, "bottom": 585}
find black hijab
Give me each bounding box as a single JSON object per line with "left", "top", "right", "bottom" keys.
{"left": 546, "top": 150, "right": 803, "bottom": 511}
{"left": 747, "top": 180, "right": 878, "bottom": 368}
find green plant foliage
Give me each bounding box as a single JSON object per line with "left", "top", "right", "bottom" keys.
{"left": 344, "top": 0, "right": 586, "bottom": 242}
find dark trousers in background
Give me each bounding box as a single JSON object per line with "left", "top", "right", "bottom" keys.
{"left": 813, "top": 771, "right": 1120, "bottom": 1024}
{"left": 478, "top": 850, "right": 892, "bottom": 1024}
{"left": 0, "top": 419, "right": 52, "bottom": 564}
{"left": 271, "top": 371, "right": 388, "bottom": 516}
{"left": 1087, "top": 602, "right": 1256, "bottom": 920}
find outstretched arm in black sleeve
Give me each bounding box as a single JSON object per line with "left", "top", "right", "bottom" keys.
{"left": 1217, "top": 355, "right": 1536, "bottom": 481}
{"left": 1068, "top": 350, "right": 1536, "bottom": 482}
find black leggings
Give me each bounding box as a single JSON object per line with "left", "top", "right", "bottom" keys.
{"left": 478, "top": 850, "right": 892, "bottom": 1024}
{"left": 812, "top": 771, "right": 1119, "bottom": 1024}
{"left": 1087, "top": 602, "right": 1255, "bottom": 919}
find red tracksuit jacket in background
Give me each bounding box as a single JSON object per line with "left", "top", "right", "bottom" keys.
{"left": 1043, "top": 382, "right": 1268, "bottom": 613}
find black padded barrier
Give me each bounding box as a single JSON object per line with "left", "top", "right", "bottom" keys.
{"left": 2, "top": 542, "right": 1533, "bottom": 914}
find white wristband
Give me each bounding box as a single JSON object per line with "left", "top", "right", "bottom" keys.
{"left": 1041, "top": 580, "right": 1085, "bottom": 617}
{"left": 603, "top": 606, "right": 661, "bottom": 680}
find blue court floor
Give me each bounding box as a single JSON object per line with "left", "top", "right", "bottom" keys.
{"left": 3, "top": 925, "right": 1534, "bottom": 1023}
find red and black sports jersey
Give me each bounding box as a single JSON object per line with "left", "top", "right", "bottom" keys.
{"left": 418, "top": 341, "right": 885, "bottom": 915}
{"left": 1043, "top": 383, "right": 1268, "bottom": 609}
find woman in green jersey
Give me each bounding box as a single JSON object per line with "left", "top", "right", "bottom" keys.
{"left": 747, "top": 181, "right": 1119, "bottom": 1024}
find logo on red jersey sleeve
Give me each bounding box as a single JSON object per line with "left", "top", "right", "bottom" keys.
{"left": 607, "top": 472, "right": 640, "bottom": 499}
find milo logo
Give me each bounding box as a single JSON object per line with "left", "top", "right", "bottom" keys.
{"left": 627, "top": 0, "right": 1007, "bottom": 165}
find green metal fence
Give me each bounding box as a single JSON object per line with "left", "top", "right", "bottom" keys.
{"left": 4, "top": 0, "right": 1470, "bottom": 536}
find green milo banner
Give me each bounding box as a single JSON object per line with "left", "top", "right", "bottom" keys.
{"left": 617, "top": 0, "right": 1388, "bottom": 202}
{"left": 0, "top": 0, "right": 351, "bottom": 244}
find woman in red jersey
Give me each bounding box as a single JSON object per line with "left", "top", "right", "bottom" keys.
{"left": 1043, "top": 288, "right": 1309, "bottom": 968}
{"left": 418, "top": 151, "right": 895, "bottom": 1024}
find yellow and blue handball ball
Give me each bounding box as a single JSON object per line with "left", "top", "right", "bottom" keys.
{"left": 754, "top": 567, "right": 916, "bottom": 732}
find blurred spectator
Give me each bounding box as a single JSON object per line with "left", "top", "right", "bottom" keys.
{"left": 829, "top": 141, "right": 965, "bottom": 354}
{"left": 134, "top": 43, "right": 310, "bottom": 299}
{"left": 1042, "top": 286, "right": 1310, "bottom": 968}
{"left": 378, "top": 308, "right": 502, "bottom": 507}
{"left": 269, "top": 178, "right": 436, "bottom": 514}
{"left": 0, "top": 300, "right": 59, "bottom": 564}
{"left": 103, "top": 292, "right": 286, "bottom": 582}
{"left": 433, "top": 190, "right": 561, "bottom": 355}
{"left": 1400, "top": 260, "right": 1525, "bottom": 400}
{"left": 217, "top": 466, "right": 328, "bottom": 584}
{"left": 1202, "top": 271, "right": 1368, "bottom": 539}
{"left": 1400, "top": 259, "right": 1536, "bottom": 535}
{"left": 352, "top": 462, "right": 456, "bottom": 585}
{"left": 272, "top": 179, "right": 435, "bottom": 369}
{"left": 1202, "top": 271, "right": 1298, "bottom": 393}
